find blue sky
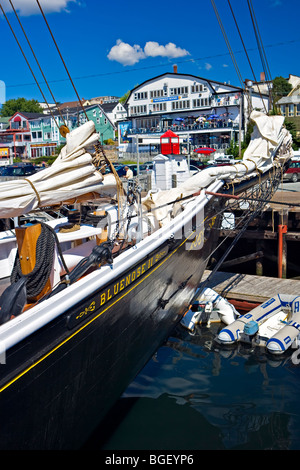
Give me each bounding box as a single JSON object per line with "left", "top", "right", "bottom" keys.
{"left": 0, "top": 0, "right": 299, "bottom": 105}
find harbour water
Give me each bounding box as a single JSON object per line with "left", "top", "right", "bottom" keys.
{"left": 83, "top": 322, "right": 300, "bottom": 450}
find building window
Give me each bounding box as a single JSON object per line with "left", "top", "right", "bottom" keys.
{"left": 11, "top": 121, "right": 21, "bottom": 129}
{"left": 150, "top": 89, "right": 167, "bottom": 98}
{"left": 45, "top": 146, "right": 54, "bottom": 156}
{"left": 280, "top": 105, "right": 286, "bottom": 116}
{"left": 288, "top": 104, "right": 294, "bottom": 117}
{"left": 44, "top": 132, "right": 51, "bottom": 139}
{"left": 171, "top": 99, "right": 190, "bottom": 110}
{"left": 130, "top": 105, "right": 147, "bottom": 115}
{"left": 134, "top": 91, "right": 148, "bottom": 100}
{"left": 192, "top": 98, "right": 209, "bottom": 108}
{"left": 170, "top": 86, "right": 188, "bottom": 96}
{"left": 150, "top": 102, "right": 167, "bottom": 112}
{"left": 296, "top": 104, "right": 300, "bottom": 116}
{"left": 191, "top": 84, "right": 207, "bottom": 93}
{"left": 32, "top": 132, "right": 37, "bottom": 139}
{"left": 31, "top": 147, "right": 43, "bottom": 158}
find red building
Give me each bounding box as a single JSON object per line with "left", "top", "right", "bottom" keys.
{"left": 160, "top": 129, "right": 180, "bottom": 155}
{"left": 0, "top": 112, "right": 43, "bottom": 159}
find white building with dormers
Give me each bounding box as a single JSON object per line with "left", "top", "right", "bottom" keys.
{"left": 119, "top": 66, "right": 269, "bottom": 156}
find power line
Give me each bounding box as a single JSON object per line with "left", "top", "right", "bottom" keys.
{"left": 227, "top": 0, "right": 267, "bottom": 113}
{"left": 3, "top": 39, "right": 299, "bottom": 90}
{"left": 35, "top": 0, "right": 88, "bottom": 121}
{"left": 248, "top": 0, "right": 273, "bottom": 83}
{"left": 210, "top": 0, "right": 244, "bottom": 89}
{"left": 0, "top": 1, "right": 61, "bottom": 129}
{"left": 8, "top": 0, "right": 67, "bottom": 127}
{"left": 247, "top": 0, "right": 274, "bottom": 107}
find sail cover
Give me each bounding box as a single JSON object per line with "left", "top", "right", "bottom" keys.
{"left": 0, "top": 121, "right": 117, "bottom": 218}
{"left": 142, "top": 111, "right": 293, "bottom": 225}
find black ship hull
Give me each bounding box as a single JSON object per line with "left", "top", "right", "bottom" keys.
{"left": 0, "top": 189, "right": 223, "bottom": 449}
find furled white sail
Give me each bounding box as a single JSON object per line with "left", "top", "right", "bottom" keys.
{"left": 142, "top": 111, "right": 293, "bottom": 225}
{"left": 0, "top": 121, "right": 117, "bottom": 218}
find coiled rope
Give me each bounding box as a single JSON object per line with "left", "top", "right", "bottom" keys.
{"left": 11, "top": 222, "right": 70, "bottom": 301}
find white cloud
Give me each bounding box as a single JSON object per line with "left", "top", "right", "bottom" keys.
{"left": 205, "top": 63, "right": 212, "bottom": 70}
{"left": 1, "top": 0, "right": 77, "bottom": 16}
{"left": 144, "top": 41, "right": 190, "bottom": 59}
{"left": 107, "top": 40, "right": 146, "bottom": 66}
{"left": 108, "top": 39, "right": 190, "bottom": 66}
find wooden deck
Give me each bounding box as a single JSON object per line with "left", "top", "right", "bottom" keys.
{"left": 201, "top": 270, "right": 300, "bottom": 312}
{"left": 270, "top": 189, "right": 300, "bottom": 212}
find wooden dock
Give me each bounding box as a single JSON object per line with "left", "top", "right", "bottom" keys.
{"left": 216, "top": 189, "right": 300, "bottom": 280}
{"left": 201, "top": 269, "right": 300, "bottom": 313}
{"left": 270, "top": 188, "right": 300, "bottom": 212}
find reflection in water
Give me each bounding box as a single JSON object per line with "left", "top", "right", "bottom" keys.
{"left": 83, "top": 323, "right": 300, "bottom": 450}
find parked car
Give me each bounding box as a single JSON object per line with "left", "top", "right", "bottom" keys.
{"left": 189, "top": 165, "right": 201, "bottom": 175}
{"left": 189, "top": 160, "right": 207, "bottom": 170}
{"left": 104, "top": 164, "right": 138, "bottom": 177}
{"left": 0, "top": 164, "right": 37, "bottom": 180}
{"left": 283, "top": 160, "right": 300, "bottom": 182}
{"left": 139, "top": 163, "right": 153, "bottom": 174}
{"left": 107, "top": 164, "right": 152, "bottom": 177}
{"left": 117, "top": 164, "right": 138, "bottom": 177}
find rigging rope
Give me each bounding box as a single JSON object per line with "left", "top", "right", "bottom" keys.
{"left": 93, "top": 142, "right": 125, "bottom": 232}
{"left": 11, "top": 222, "right": 70, "bottom": 301}
{"left": 194, "top": 201, "right": 262, "bottom": 303}
{"left": 0, "top": 2, "right": 61, "bottom": 129}
{"left": 227, "top": 0, "right": 267, "bottom": 114}
{"left": 34, "top": 0, "right": 124, "bottom": 217}
{"left": 248, "top": 0, "right": 273, "bottom": 84}
{"left": 210, "top": 0, "right": 253, "bottom": 118}
{"left": 8, "top": 0, "right": 68, "bottom": 129}
{"left": 35, "top": 0, "right": 89, "bottom": 122}
{"left": 210, "top": 0, "right": 245, "bottom": 90}
{"left": 247, "top": 0, "right": 274, "bottom": 107}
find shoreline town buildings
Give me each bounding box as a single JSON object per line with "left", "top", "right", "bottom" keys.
{"left": 0, "top": 68, "right": 299, "bottom": 160}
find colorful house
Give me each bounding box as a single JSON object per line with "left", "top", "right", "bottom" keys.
{"left": 277, "top": 75, "right": 300, "bottom": 141}
{"left": 28, "top": 104, "right": 115, "bottom": 158}
{"left": 0, "top": 111, "right": 43, "bottom": 159}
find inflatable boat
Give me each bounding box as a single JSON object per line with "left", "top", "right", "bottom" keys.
{"left": 217, "top": 294, "right": 300, "bottom": 354}
{"left": 180, "top": 287, "right": 239, "bottom": 331}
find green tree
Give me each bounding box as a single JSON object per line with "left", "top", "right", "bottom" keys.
{"left": 225, "top": 119, "right": 255, "bottom": 158}
{"left": 119, "top": 84, "right": 139, "bottom": 104}
{"left": 272, "top": 76, "right": 292, "bottom": 104}
{"left": 0, "top": 97, "right": 43, "bottom": 117}
{"left": 285, "top": 120, "right": 300, "bottom": 150}
{"left": 119, "top": 90, "right": 130, "bottom": 104}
